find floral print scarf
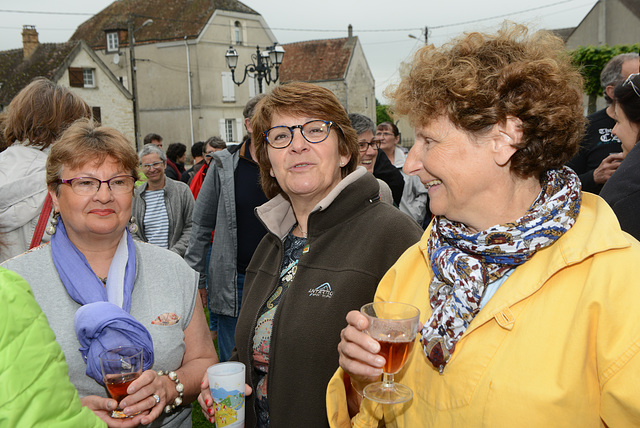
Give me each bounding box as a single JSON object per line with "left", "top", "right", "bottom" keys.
{"left": 421, "top": 167, "right": 581, "bottom": 373}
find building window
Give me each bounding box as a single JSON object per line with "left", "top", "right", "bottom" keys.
{"left": 106, "top": 31, "right": 119, "bottom": 53}
{"left": 83, "top": 69, "right": 95, "bottom": 88}
{"left": 92, "top": 106, "right": 102, "bottom": 124}
{"left": 234, "top": 21, "right": 242, "bottom": 45}
{"left": 225, "top": 119, "right": 235, "bottom": 142}
{"left": 69, "top": 68, "right": 96, "bottom": 88}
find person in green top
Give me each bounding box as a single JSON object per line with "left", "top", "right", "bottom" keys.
{"left": 0, "top": 266, "right": 106, "bottom": 427}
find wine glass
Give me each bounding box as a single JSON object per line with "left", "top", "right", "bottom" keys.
{"left": 99, "top": 346, "right": 143, "bottom": 418}
{"left": 361, "top": 302, "right": 420, "bottom": 404}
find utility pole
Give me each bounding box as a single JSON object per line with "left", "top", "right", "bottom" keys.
{"left": 128, "top": 16, "right": 141, "bottom": 150}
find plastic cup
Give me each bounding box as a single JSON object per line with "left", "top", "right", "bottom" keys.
{"left": 206, "top": 362, "right": 245, "bottom": 427}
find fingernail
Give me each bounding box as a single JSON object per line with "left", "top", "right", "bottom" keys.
{"left": 210, "top": 416, "right": 215, "bottom": 423}
{"left": 208, "top": 407, "right": 213, "bottom": 415}
{"left": 375, "top": 357, "right": 385, "bottom": 366}
{"left": 206, "top": 398, "right": 211, "bottom": 406}
{"left": 357, "top": 319, "right": 365, "bottom": 329}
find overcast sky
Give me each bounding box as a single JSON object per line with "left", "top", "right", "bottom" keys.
{"left": 0, "top": 0, "right": 598, "bottom": 102}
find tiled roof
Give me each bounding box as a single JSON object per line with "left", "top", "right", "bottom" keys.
{"left": 621, "top": 0, "right": 640, "bottom": 19}
{"left": 551, "top": 27, "right": 575, "bottom": 42}
{"left": 279, "top": 37, "right": 355, "bottom": 83}
{"left": 70, "top": 0, "right": 259, "bottom": 49}
{"left": 0, "top": 42, "right": 77, "bottom": 107}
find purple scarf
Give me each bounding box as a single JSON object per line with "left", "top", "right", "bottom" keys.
{"left": 51, "top": 219, "right": 154, "bottom": 385}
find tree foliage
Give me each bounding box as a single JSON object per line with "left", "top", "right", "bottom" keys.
{"left": 375, "top": 98, "right": 392, "bottom": 124}
{"left": 570, "top": 44, "right": 639, "bottom": 113}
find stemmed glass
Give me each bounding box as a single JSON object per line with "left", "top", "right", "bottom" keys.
{"left": 99, "top": 346, "right": 143, "bottom": 418}
{"left": 361, "top": 302, "right": 420, "bottom": 404}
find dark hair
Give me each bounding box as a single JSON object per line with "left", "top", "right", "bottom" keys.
{"left": 166, "top": 142, "right": 186, "bottom": 162}
{"left": 251, "top": 82, "right": 360, "bottom": 199}
{"left": 47, "top": 119, "right": 139, "bottom": 194}
{"left": 143, "top": 133, "right": 163, "bottom": 146}
{"left": 390, "top": 23, "right": 586, "bottom": 181}
{"left": 348, "top": 113, "right": 375, "bottom": 136}
{"left": 191, "top": 141, "right": 204, "bottom": 158}
{"left": 3, "top": 77, "right": 92, "bottom": 149}
{"left": 376, "top": 121, "right": 400, "bottom": 137}
{"left": 205, "top": 136, "right": 227, "bottom": 150}
{"left": 614, "top": 75, "right": 640, "bottom": 142}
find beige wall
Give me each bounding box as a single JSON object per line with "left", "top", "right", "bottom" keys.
{"left": 57, "top": 48, "right": 134, "bottom": 145}
{"left": 93, "top": 10, "right": 276, "bottom": 150}
{"left": 566, "top": 0, "right": 640, "bottom": 50}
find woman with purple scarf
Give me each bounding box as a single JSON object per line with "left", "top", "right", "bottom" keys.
{"left": 328, "top": 24, "right": 640, "bottom": 426}
{"left": 2, "top": 119, "right": 217, "bottom": 427}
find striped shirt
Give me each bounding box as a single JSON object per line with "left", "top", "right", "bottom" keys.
{"left": 143, "top": 189, "right": 169, "bottom": 248}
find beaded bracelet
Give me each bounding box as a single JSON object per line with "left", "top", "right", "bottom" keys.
{"left": 157, "top": 370, "right": 184, "bottom": 414}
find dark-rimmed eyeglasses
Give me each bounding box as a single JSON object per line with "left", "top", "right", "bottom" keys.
{"left": 141, "top": 161, "right": 164, "bottom": 170}
{"left": 264, "top": 120, "right": 334, "bottom": 149}
{"left": 59, "top": 175, "right": 135, "bottom": 195}
{"left": 623, "top": 73, "right": 640, "bottom": 98}
{"left": 358, "top": 139, "right": 381, "bottom": 153}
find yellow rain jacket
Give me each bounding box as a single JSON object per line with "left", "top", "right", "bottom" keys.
{"left": 327, "top": 193, "right": 640, "bottom": 427}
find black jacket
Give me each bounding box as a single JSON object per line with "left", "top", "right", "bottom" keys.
{"left": 600, "top": 142, "right": 640, "bottom": 241}
{"left": 373, "top": 150, "right": 404, "bottom": 206}
{"left": 232, "top": 169, "right": 423, "bottom": 427}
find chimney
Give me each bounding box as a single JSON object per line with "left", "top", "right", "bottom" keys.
{"left": 348, "top": 24, "right": 353, "bottom": 39}
{"left": 22, "top": 25, "right": 39, "bottom": 59}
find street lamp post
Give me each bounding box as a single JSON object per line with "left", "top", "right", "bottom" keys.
{"left": 225, "top": 43, "right": 285, "bottom": 93}
{"left": 128, "top": 17, "right": 153, "bottom": 150}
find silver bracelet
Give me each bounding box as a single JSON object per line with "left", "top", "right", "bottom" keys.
{"left": 157, "top": 370, "right": 184, "bottom": 413}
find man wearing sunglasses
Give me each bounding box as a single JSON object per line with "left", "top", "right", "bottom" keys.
{"left": 567, "top": 53, "right": 638, "bottom": 194}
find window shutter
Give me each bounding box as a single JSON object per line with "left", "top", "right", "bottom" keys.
{"left": 236, "top": 118, "right": 243, "bottom": 144}
{"left": 219, "top": 119, "right": 226, "bottom": 141}
{"left": 249, "top": 75, "right": 256, "bottom": 98}
{"left": 69, "top": 67, "right": 84, "bottom": 88}
{"left": 222, "top": 72, "right": 235, "bottom": 102}
{"left": 92, "top": 107, "right": 102, "bottom": 124}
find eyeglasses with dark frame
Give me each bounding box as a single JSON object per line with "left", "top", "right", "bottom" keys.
{"left": 623, "top": 73, "right": 640, "bottom": 98}
{"left": 58, "top": 175, "right": 136, "bottom": 196}
{"left": 358, "top": 139, "right": 382, "bottom": 153}
{"left": 264, "top": 120, "right": 335, "bottom": 149}
{"left": 141, "top": 161, "right": 164, "bottom": 170}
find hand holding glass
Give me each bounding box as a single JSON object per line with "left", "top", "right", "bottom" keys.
{"left": 99, "top": 346, "right": 143, "bottom": 418}
{"left": 361, "top": 302, "right": 420, "bottom": 404}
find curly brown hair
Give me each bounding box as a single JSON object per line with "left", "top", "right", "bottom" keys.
{"left": 251, "top": 82, "right": 359, "bottom": 199}
{"left": 389, "top": 23, "right": 586, "bottom": 180}
{"left": 46, "top": 119, "right": 139, "bottom": 194}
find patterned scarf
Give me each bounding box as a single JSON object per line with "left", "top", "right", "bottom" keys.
{"left": 421, "top": 167, "right": 581, "bottom": 373}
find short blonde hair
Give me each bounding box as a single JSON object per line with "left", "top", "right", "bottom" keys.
{"left": 46, "top": 119, "right": 139, "bottom": 193}
{"left": 390, "top": 23, "right": 586, "bottom": 180}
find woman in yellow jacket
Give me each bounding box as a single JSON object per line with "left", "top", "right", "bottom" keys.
{"left": 329, "top": 24, "right": 640, "bottom": 427}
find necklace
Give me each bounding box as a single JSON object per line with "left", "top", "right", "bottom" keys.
{"left": 297, "top": 223, "right": 308, "bottom": 238}
{"left": 97, "top": 275, "right": 107, "bottom": 285}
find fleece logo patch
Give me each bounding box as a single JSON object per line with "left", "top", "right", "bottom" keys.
{"left": 308, "top": 282, "right": 333, "bottom": 299}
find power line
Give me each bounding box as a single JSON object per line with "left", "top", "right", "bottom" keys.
{"left": 0, "top": 1, "right": 589, "bottom": 35}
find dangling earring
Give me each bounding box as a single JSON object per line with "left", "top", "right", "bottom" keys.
{"left": 128, "top": 216, "right": 139, "bottom": 234}
{"left": 46, "top": 211, "right": 60, "bottom": 236}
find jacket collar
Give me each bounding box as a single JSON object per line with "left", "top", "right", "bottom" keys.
{"left": 419, "top": 193, "right": 631, "bottom": 330}
{"left": 255, "top": 167, "right": 375, "bottom": 239}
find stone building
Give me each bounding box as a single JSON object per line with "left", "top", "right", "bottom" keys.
{"left": 0, "top": 26, "right": 134, "bottom": 144}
